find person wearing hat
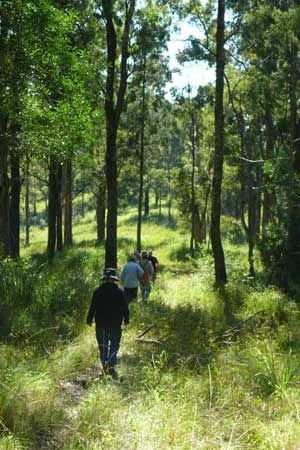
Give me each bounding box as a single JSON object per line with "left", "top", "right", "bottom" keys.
{"left": 86, "top": 268, "right": 129, "bottom": 379}
{"left": 120, "top": 254, "right": 144, "bottom": 304}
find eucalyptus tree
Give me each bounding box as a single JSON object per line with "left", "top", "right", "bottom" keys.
{"left": 210, "top": 0, "right": 227, "bottom": 284}
{"left": 174, "top": 0, "right": 229, "bottom": 283}
{"left": 0, "top": 0, "right": 42, "bottom": 258}
{"left": 99, "top": 0, "right": 136, "bottom": 268}
{"left": 231, "top": 0, "right": 300, "bottom": 287}
{"left": 128, "top": 0, "right": 171, "bottom": 251}
{"left": 17, "top": 1, "right": 95, "bottom": 259}
{"left": 171, "top": 86, "right": 213, "bottom": 253}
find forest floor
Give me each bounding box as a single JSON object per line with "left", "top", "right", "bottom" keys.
{"left": 2, "top": 207, "right": 300, "bottom": 449}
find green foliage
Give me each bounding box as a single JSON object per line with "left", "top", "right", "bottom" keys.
{"left": 2, "top": 207, "right": 300, "bottom": 448}
{"left": 0, "top": 253, "right": 99, "bottom": 345}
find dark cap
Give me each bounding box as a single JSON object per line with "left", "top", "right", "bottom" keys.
{"left": 101, "top": 267, "right": 119, "bottom": 281}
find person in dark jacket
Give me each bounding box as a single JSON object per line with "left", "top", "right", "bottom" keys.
{"left": 87, "top": 268, "right": 129, "bottom": 379}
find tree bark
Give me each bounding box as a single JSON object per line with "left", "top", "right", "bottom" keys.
{"left": 190, "top": 119, "right": 196, "bottom": 257}
{"left": 0, "top": 116, "right": 10, "bottom": 259}
{"left": 81, "top": 190, "right": 85, "bottom": 217}
{"left": 210, "top": 0, "right": 227, "bottom": 285}
{"left": 47, "top": 156, "right": 58, "bottom": 260}
{"left": 56, "top": 163, "right": 63, "bottom": 252}
{"left": 137, "top": 54, "right": 146, "bottom": 253}
{"left": 262, "top": 91, "right": 274, "bottom": 236}
{"left": 96, "top": 180, "right": 106, "bottom": 243}
{"left": 64, "top": 159, "right": 73, "bottom": 247}
{"left": 102, "top": 0, "right": 135, "bottom": 268}
{"left": 144, "top": 187, "right": 149, "bottom": 216}
{"left": 25, "top": 162, "right": 30, "bottom": 246}
{"left": 9, "top": 127, "right": 21, "bottom": 258}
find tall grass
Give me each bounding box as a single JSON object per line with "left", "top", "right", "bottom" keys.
{"left": 2, "top": 208, "right": 300, "bottom": 449}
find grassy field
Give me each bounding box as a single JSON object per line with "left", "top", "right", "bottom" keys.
{"left": 1, "top": 206, "right": 300, "bottom": 449}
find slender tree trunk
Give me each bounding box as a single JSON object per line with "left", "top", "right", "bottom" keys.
{"left": 262, "top": 92, "right": 274, "bottom": 236}
{"left": 0, "top": 116, "right": 10, "bottom": 259}
{"left": 210, "top": 0, "right": 227, "bottom": 285}
{"left": 47, "top": 156, "right": 57, "bottom": 260}
{"left": 25, "top": 162, "right": 30, "bottom": 246}
{"left": 137, "top": 54, "right": 146, "bottom": 253}
{"left": 103, "top": 7, "right": 118, "bottom": 268}
{"left": 9, "top": 135, "right": 21, "bottom": 258}
{"left": 96, "top": 181, "right": 106, "bottom": 243}
{"left": 64, "top": 159, "right": 73, "bottom": 247}
{"left": 159, "top": 191, "right": 162, "bottom": 216}
{"left": 9, "top": 122, "right": 21, "bottom": 258}
{"left": 81, "top": 190, "right": 85, "bottom": 218}
{"left": 56, "top": 163, "right": 63, "bottom": 251}
{"left": 102, "top": 0, "right": 135, "bottom": 269}
{"left": 190, "top": 116, "right": 196, "bottom": 257}
{"left": 248, "top": 178, "right": 257, "bottom": 277}
{"left": 255, "top": 164, "right": 262, "bottom": 242}
{"left": 144, "top": 187, "right": 149, "bottom": 216}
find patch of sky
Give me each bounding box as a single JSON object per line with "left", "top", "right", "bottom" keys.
{"left": 165, "top": 20, "right": 215, "bottom": 101}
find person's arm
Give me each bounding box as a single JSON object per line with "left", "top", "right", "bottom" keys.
{"left": 86, "top": 290, "right": 97, "bottom": 325}
{"left": 137, "top": 264, "right": 144, "bottom": 279}
{"left": 148, "top": 261, "right": 154, "bottom": 276}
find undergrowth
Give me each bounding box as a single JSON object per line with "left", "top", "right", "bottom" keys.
{"left": 1, "top": 209, "right": 300, "bottom": 449}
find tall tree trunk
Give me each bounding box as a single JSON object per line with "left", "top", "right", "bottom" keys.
{"left": 0, "top": 116, "right": 10, "bottom": 259}
{"left": 96, "top": 181, "right": 106, "bottom": 243}
{"left": 262, "top": 91, "right": 274, "bottom": 237}
{"left": 25, "top": 161, "right": 30, "bottom": 246}
{"left": 190, "top": 115, "right": 196, "bottom": 257}
{"left": 159, "top": 191, "right": 162, "bottom": 216}
{"left": 47, "top": 156, "right": 57, "bottom": 260}
{"left": 9, "top": 128, "right": 21, "bottom": 258}
{"left": 248, "top": 178, "right": 257, "bottom": 277}
{"left": 102, "top": 0, "right": 135, "bottom": 269}
{"left": 137, "top": 54, "right": 146, "bottom": 253}
{"left": 81, "top": 190, "right": 85, "bottom": 218}
{"left": 210, "top": 0, "right": 227, "bottom": 285}
{"left": 255, "top": 164, "right": 262, "bottom": 242}
{"left": 64, "top": 159, "right": 73, "bottom": 247}
{"left": 144, "top": 187, "right": 149, "bottom": 216}
{"left": 56, "top": 163, "right": 63, "bottom": 252}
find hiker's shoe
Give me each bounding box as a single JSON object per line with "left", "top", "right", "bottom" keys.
{"left": 108, "top": 367, "right": 119, "bottom": 379}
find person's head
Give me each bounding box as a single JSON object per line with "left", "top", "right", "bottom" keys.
{"left": 101, "top": 267, "right": 119, "bottom": 283}
{"left": 141, "top": 251, "right": 148, "bottom": 259}
{"left": 128, "top": 254, "right": 137, "bottom": 262}
{"left": 148, "top": 250, "right": 152, "bottom": 256}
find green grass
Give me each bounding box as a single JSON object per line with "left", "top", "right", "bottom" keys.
{"left": 2, "top": 205, "right": 300, "bottom": 449}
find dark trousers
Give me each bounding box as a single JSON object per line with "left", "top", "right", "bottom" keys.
{"left": 124, "top": 287, "right": 138, "bottom": 304}
{"left": 96, "top": 327, "right": 122, "bottom": 368}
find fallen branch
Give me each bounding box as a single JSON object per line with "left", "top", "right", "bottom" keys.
{"left": 136, "top": 324, "right": 162, "bottom": 345}
{"left": 136, "top": 324, "right": 156, "bottom": 339}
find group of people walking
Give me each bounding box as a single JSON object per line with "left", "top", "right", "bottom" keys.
{"left": 120, "top": 250, "right": 159, "bottom": 304}
{"left": 86, "top": 250, "right": 159, "bottom": 379}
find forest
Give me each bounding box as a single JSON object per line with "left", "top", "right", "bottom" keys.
{"left": 1, "top": 0, "right": 300, "bottom": 449}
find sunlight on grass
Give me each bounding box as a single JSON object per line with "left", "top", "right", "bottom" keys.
{"left": 5, "top": 206, "right": 300, "bottom": 449}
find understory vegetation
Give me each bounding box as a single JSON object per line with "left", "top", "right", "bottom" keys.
{"left": 1, "top": 207, "right": 300, "bottom": 450}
